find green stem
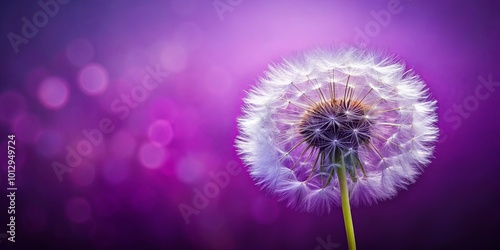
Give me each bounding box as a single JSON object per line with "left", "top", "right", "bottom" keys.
{"left": 338, "top": 157, "right": 356, "bottom": 250}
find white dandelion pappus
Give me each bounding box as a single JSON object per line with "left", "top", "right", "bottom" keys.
{"left": 236, "top": 47, "right": 438, "bottom": 215}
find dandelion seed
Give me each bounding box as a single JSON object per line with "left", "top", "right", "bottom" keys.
{"left": 236, "top": 47, "right": 438, "bottom": 250}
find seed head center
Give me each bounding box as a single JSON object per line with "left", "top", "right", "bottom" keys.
{"left": 298, "top": 99, "right": 372, "bottom": 151}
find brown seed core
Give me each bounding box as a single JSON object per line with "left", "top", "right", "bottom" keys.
{"left": 298, "top": 99, "right": 372, "bottom": 151}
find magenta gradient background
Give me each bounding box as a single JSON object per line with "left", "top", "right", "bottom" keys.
{"left": 0, "top": 0, "right": 499, "bottom": 249}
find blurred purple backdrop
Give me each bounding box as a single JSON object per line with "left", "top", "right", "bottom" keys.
{"left": 0, "top": 0, "right": 499, "bottom": 249}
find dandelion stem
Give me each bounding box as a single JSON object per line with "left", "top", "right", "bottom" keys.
{"left": 338, "top": 156, "right": 356, "bottom": 250}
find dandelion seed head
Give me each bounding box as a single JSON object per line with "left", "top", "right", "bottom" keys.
{"left": 236, "top": 47, "right": 438, "bottom": 214}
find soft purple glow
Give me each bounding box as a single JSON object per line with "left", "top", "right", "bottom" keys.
{"left": 65, "top": 197, "right": 92, "bottom": 224}
{"left": 92, "top": 193, "right": 120, "bottom": 218}
{"left": 66, "top": 39, "right": 95, "bottom": 67}
{"left": 201, "top": 65, "right": 233, "bottom": 96}
{"left": 160, "top": 43, "right": 188, "bottom": 72}
{"left": 149, "top": 98, "right": 179, "bottom": 122}
{"left": 251, "top": 196, "right": 281, "bottom": 225}
{"left": 35, "top": 129, "right": 64, "bottom": 157}
{"left": 69, "top": 163, "right": 96, "bottom": 187}
{"left": 109, "top": 130, "right": 137, "bottom": 158}
{"left": 174, "top": 22, "right": 204, "bottom": 50}
{"left": 37, "top": 77, "right": 69, "bottom": 109}
{"left": 101, "top": 160, "right": 130, "bottom": 185}
{"left": 12, "top": 113, "right": 42, "bottom": 144}
{"left": 131, "top": 185, "right": 158, "bottom": 213}
{"left": 0, "top": 91, "right": 27, "bottom": 122}
{"left": 170, "top": 0, "right": 196, "bottom": 16}
{"left": 2, "top": 1, "right": 498, "bottom": 249}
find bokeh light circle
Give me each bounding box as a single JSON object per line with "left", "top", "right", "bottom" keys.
{"left": 37, "top": 77, "right": 69, "bottom": 109}
{"left": 147, "top": 119, "right": 174, "bottom": 146}
{"left": 175, "top": 156, "right": 204, "bottom": 184}
{"left": 138, "top": 142, "right": 167, "bottom": 169}
{"left": 78, "top": 64, "right": 109, "bottom": 95}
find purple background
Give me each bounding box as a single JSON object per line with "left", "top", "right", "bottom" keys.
{"left": 0, "top": 0, "right": 499, "bottom": 249}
